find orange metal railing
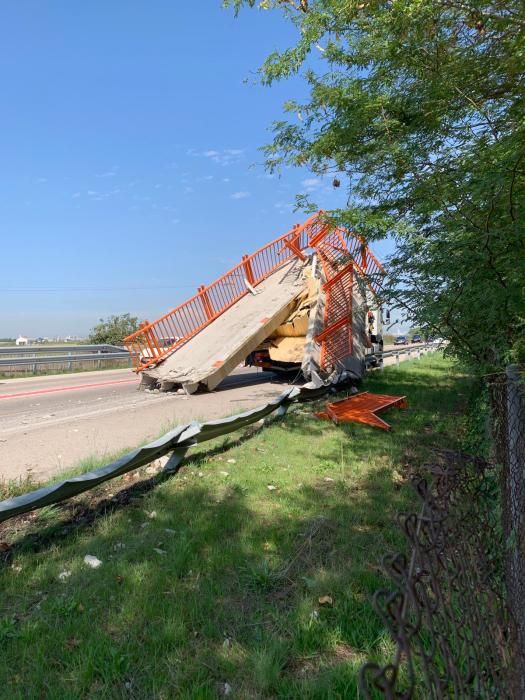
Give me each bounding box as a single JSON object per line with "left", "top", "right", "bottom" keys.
{"left": 124, "top": 212, "right": 386, "bottom": 373}
{"left": 124, "top": 213, "right": 319, "bottom": 370}
{"left": 310, "top": 225, "right": 386, "bottom": 372}
{"left": 312, "top": 227, "right": 355, "bottom": 372}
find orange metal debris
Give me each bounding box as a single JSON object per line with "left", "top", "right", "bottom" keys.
{"left": 316, "top": 392, "right": 408, "bottom": 431}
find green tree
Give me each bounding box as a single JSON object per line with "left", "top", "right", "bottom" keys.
{"left": 226, "top": 0, "right": 525, "bottom": 370}
{"left": 88, "top": 313, "right": 142, "bottom": 346}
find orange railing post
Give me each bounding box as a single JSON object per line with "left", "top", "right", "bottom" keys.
{"left": 198, "top": 286, "right": 215, "bottom": 321}
{"left": 242, "top": 255, "right": 255, "bottom": 286}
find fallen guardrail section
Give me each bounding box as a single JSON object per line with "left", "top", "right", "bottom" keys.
{"left": 0, "top": 347, "right": 439, "bottom": 525}
{"left": 0, "top": 383, "right": 330, "bottom": 525}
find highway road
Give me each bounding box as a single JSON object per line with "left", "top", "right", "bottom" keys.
{"left": 0, "top": 366, "right": 282, "bottom": 483}
{"left": 0, "top": 344, "right": 430, "bottom": 484}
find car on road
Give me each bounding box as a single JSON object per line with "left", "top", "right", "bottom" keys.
{"left": 411, "top": 334, "right": 422, "bottom": 343}
{"left": 394, "top": 335, "right": 407, "bottom": 345}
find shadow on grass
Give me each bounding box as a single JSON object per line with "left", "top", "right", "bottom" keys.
{"left": 0, "top": 464, "right": 408, "bottom": 698}
{"left": 0, "top": 425, "right": 268, "bottom": 560}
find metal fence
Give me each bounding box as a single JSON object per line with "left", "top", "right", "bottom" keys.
{"left": 361, "top": 365, "right": 525, "bottom": 698}
{"left": 0, "top": 345, "right": 130, "bottom": 374}
{"left": 0, "top": 344, "right": 126, "bottom": 355}
{"left": 488, "top": 366, "right": 525, "bottom": 696}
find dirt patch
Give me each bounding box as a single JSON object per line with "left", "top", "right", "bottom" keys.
{"left": 285, "top": 643, "right": 361, "bottom": 679}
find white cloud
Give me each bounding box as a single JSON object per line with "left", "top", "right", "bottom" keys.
{"left": 37, "top": 177, "right": 48, "bottom": 183}
{"left": 191, "top": 148, "right": 245, "bottom": 167}
{"left": 72, "top": 192, "right": 81, "bottom": 198}
{"left": 231, "top": 191, "right": 250, "bottom": 200}
{"left": 301, "top": 177, "right": 322, "bottom": 192}
{"left": 222, "top": 177, "right": 230, "bottom": 183}
{"left": 86, "top": 187, "right": 120, "bottom": 201}
{"left": 96, "top": 166, "right": 119, "bottom": 178}
{"left": 171, "top": 218, "right": 180, "bottom": 225}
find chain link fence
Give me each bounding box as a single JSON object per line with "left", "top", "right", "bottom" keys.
{"left": 360, "top": 365, "right": 525, "bottom": 698}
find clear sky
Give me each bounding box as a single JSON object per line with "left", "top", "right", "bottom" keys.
{"left": 0, "top": 2, "right": 395, "bottom": 338}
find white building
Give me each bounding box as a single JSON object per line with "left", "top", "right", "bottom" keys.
{"left": 15, "top": 335, "right": 29, "bottom": 346}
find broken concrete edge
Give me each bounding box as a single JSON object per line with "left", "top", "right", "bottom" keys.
{"left": 140, "top": 258, "right": 307, "bottom": 393}
{"left": 0, "top": 380, "right": 337, "bottom": 526}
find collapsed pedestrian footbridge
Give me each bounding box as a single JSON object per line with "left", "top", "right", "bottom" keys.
{"left": 124, "top": 212, "right": 385, "bottom": 393}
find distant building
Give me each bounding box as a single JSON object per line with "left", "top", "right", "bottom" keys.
{"left": 15, "top": 335, "right": 29, "bottom": 346}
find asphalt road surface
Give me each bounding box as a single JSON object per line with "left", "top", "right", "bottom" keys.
{"left": 0, "top": 344, "right": 430, "bottom": 484}
{"left": 0, "top": 366, "right": 282, "bottom": 483}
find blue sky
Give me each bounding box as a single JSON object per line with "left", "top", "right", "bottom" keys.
{"left": 1, "top": 2, "right": 395, "bottom": 338}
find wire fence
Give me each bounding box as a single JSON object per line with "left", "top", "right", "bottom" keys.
{"left": 360, "top": 365, "right": 525, "bottom": 699}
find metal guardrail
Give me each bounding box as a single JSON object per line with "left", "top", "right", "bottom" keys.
{"left": 0, "top": 352, "right": 130, "bottom": 368}
{"left": 0, "top": 344, "right": 436, "bottom": 370}
{"left": 0, "top": 349, "right": 439, "bottom": 523}
{"left": 0, "top": 344, "right": 127, "bottom": 355}
{"left": 365, "top": 343, "right": 437, "bottom": 367}
{"left": 382, "top": 343, "right": 437, "bottom": 358}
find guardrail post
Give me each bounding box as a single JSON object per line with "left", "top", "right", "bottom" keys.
{"left": 198, "top": 285, "right": 215, "bottom": 321}
{"left": 68, "top": 352, "right": 72, "bottom": 371}
{"left": 32, "top": 353, "right": 36, "bottom": 374}
{"left": 97, "top": 350, "right": 101, "bottom": 369}
{"left": 396, "top": 352, "right": 400, "bottom": 367}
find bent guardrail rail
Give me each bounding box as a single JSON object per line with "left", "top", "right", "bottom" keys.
{"left": 0, "top": 383, "right": 329, "bottom": 525}
{"left": 0, "top": 347, "right": 438, "bottom": 526}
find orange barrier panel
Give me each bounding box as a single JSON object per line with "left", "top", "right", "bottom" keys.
{"left": 312, "top": 227, "right": 354, "bottom": 372}
{"left": 125, "top": 212, "right": 386, "bottom": 373}
{"left": 310, "top": 225, "right": 386, "bottom": 372}
{"left": 316, "top": 392, "right": 408, "bottom": 431}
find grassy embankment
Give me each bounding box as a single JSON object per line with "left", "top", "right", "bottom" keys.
{"left": 0, "top": 354, "right": 475, "bottom": 698}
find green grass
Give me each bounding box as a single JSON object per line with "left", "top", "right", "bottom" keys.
{"left": 0, "top": 354, "right": 474, "bottom": 699}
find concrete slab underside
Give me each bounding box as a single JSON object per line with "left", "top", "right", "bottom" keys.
{"left": 141, "top": 258, "right": 307, "bottom": 392}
